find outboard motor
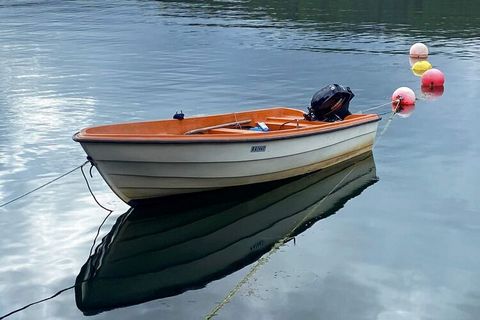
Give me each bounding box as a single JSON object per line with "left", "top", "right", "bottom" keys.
{"left": 305, "top": 84, "right": 354, "bottom": 122}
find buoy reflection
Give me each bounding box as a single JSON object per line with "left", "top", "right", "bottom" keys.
{"left": 421, "top": 85, "right": 445, "bottom": 99}
{"left": 394, "top": 103, "right": 416, "bottom": 118}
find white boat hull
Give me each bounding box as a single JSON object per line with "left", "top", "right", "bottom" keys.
{"left": 79, "top": 121, "right": 378, "bottom": 203}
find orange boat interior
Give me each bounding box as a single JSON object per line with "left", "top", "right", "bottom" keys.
{"left": 74, "top": 107, "right": 379, "bottom": 142}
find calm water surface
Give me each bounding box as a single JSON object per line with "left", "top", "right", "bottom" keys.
{"left": 1, "top": 1, "right": 479, "bottom": 319}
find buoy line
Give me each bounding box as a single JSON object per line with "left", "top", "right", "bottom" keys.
{"left": 357, "top": 99, "right": 398, "bottom": 113}
{"left": 373, "top": 112, "right": 398, "bottom": 147}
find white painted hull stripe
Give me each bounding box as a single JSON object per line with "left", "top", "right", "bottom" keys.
{"left": 99, "top": 131, "right": 375, "bottom": 166}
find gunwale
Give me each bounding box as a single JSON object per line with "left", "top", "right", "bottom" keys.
{"left": 73, "top": 107, "right": 380, "bottom": 144}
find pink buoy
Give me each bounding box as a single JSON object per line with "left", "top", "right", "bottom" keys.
{"left": 392, "top": 87, "right": 416, "bottom": 106}
{"left": 421, "top": 68, "right": 445, "bottom": 87}
{"left": 421, "top": 85, "right": 444, "bottom": 99}
{"left": 393, "top": 103, "right": 415, "bottom": 118}
{"left": 409, "top": 42, "right": 429, "bottom": 58}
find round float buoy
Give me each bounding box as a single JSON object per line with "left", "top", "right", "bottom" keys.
{"left": 392, "top": 87, "right": 416, "bottom": 107}
{"left": 409, "top": 42, "right": 429, "bottom": 58}
{"left": 411, "top": 60, "right": 432, "bottom": 76}
{"left": 421, "top": 68, "right": 445, "bottom": 87}
{"left": 421, "top": 85, "right": 444, "bottom": 99}
{"left": 394, "top": 103, "right": 415, "bottom": 118}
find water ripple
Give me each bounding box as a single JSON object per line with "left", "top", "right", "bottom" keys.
{"left": 0, "top": 1, "right": 479, "bottom": 319}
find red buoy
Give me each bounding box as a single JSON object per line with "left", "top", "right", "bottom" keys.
{"left": 421, "top": 68, "right": 445, "bottom": 87}
{"left": 392, "top": 87, "right": 416, "bottom": 106}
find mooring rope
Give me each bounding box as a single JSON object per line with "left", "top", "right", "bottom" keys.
{"left": 357, "top": 100, "right": 396, "bottom": 113}
{"left": 0, "top": 285, "right": 76, "bottom": 320}
{"left": 374, "top": 99, "right": 400, "bottom": 147}
{"left": 80, "top": 163, "right": 114, "bottom": 257}
{"left": 0, "top": 161, "right": 89, "bottom": 210}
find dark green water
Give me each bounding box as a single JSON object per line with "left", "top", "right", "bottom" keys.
{"left": 0, "top": 1, "right": 479, "bottom": 319}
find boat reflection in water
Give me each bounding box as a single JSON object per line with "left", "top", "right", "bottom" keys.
{"left": 75, "top": 152, "right": 377, "bottom": 315}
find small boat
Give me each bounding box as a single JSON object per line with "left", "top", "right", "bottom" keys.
{"left": 75, "top": 153, "right": 377, "bottom": 315}
{"left": 73, "top": 84, "right": 380, "bottom": 204}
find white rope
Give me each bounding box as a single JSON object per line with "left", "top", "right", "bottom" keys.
{"left": 374, "top": 99, "right": 400, "bottom": 147}
{"left": 358, "top": 99, "right": 399, "bottom": 113}
{"left": 0, "top": 161, "right": 89, "bottom": 210}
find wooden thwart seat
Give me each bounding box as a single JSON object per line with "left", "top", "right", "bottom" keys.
{"left": 185, "top": 119, "right": 252, "bottom": 135}
{"left": 263, "top": 119, "right": 318, "bottom": 129}
{"left": 266, "top": 116, "right": 305, "bottom": 121}
{"left": 208, "top": 128, "right": 258, "bottom": 134}
{"left": 265, "top": 116, "right": 330, "bottom": 130}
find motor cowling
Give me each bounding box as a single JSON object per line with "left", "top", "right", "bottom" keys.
{"left": 305, "top": 84, "right": 354, "bottom": 121}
